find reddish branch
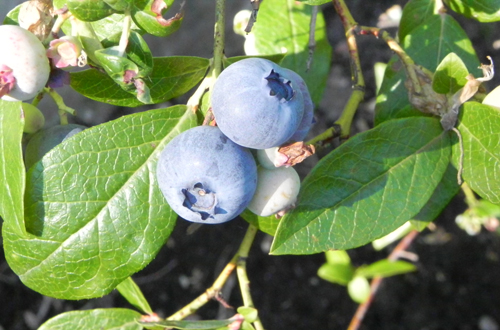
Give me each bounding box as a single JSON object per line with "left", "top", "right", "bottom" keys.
{"left": 347, "top": 230, "right": 420, "bottom": 330}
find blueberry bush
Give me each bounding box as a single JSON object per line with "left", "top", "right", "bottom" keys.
{"left": 0, "top": 0, "right": 499, "bottom": 329}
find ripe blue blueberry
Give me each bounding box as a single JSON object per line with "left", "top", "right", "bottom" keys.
{"left": 25, "top": 124, "right": 86, "bottom": 169}
{"left": 282, "top": 68, "right": 314, "bottom": 143}
{"left": 156, "top": 125, "right": 257, "bottom": 224}
{"left": 211, "top": 58, "right": 304, "bottom": 149}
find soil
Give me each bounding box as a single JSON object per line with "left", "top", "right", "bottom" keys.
{"left": 1, "top": 1, "right": 500, "bottom": 330}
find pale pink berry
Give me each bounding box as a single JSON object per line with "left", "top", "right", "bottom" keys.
{"left": 0, "top": 25, "right": 50, "bottom": 101}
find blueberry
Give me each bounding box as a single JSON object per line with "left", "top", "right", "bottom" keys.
{"left": 25, "top": 124, "right": 86, "bottom": 169}
{"left": 156, "top": 126, "right": 257, "bottom": 224}
{"left": 281, "top": 68, "right": 314, "bottom": 142}
{"left": 211, "top": 58, "right": 304, "bottom": 149}
{"left": 248, "top": 166, "right": 301, "bottom": 217}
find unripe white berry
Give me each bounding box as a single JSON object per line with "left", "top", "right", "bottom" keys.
{"left": 0, "top": 25, "right": 50, "bottom": 101}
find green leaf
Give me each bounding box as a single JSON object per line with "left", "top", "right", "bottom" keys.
{"left": 71, "top": 56, "right": 209, "bottom": 107}
{"left": 38, "top": 308, "right": 142, "bottom": 330}
{"left": 325, "top": 250, "right": 351, "bottom": 265}
{"left": 67, "top": 0, "right": 115, "bottom": 22}
{"left": 355, "top": 260, "right": 417, "bottom": 279}
{"left": 3, "top": 3, "right": 21, "bottom": 25}
{"left": 140, "top": 317, "right": 239, "bottom": 329}
{"left": 347, "top": 276, "right": 370, "bottom": 304}
{"left": 116, "top": 277, "right": 153, "bottom": 314}
{"left": 399, "top": 0, "right": 437, "bottom": 42}
{"left": 271, "top": 117, "right": 451, "bottom": 254}
{"left": 132, "top": 0, "right": 183, "bottom": 37}
{"left": 295, "top": 0, "right": 330, "bottom": 5}
{"left": 127, "top": 31, "right": 154, "bottom": 76}
{"left": 483, "top": 85, "right": 500, "bottom": 109}
{"left": 375, "top": 14, "right": 479, "bottom": 125}
{"left": 240, "top": 209, "right": 280, "bottom": 236}
{"left": 0, "top": 100, "right": 26, "bottom": 237}
{"left": 3, "top": 106, "right": 197, "bottom": 299}
{"left": 433, "top": 52, "right": 469, "bottom": 94}
{"left": 237, "top": 307, "right": 258, "bottom": 323}
{"left": 411, "top": 160, "right": 460, "bottom": 226}
{"left": 454, "top": 102, "right": 500, "bottom": 204}
{"left": 249, "top": 0, "right": 332, "bottom": 105}
{"left": 91, "top": 14, "right": 143, "bottom": 44}
{"left": 444, "top": 0, "right": 500, "bottom": 22}
{"left": 317, "top": 263, "right": 354, "bottom": 286}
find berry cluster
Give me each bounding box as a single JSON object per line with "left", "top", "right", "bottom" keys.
{"left": 157, "top": 58, "right": 314, "bottom": 224}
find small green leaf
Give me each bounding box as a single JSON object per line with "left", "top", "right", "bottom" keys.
{"left": 295, "top": 0, "right": 330, "bottom": 5}
{"left": 140, "top": 317, "right": 238, "bottom": 329}
{"left": 4, "top": 106, "right": 197, "bottom": 299}
{"left": 249, "top": 0, "right": 331, "bottom": 105}
{"left": 445, "top": 0, "right": 500, "bottom": 22}
{"left": 116, "top": 277, "right": 153, "bottom": 315}
{"left": 71, "top": 56, "right": 209, "bottom": 107}
{"left": 356, "top": 260, "right": 417, "bottom": 279}
{"left": 3, "top": 3, "right": 21, "bottom": 25}
{"left": 127, "top": 31, "right": 154, "bottom": 76}
{"left": 237, "top": 307, "right": 258, "bottom": 323}
{"left": 317, "top": 263, "right": 354, "bottom": 286}
{"left": 433, "top": 52, "right": 469, "bottom": 94}
{"left": 103, "top": 0, "right": 132, "bottom": 12}
{"left": 0, "top": 100, "right": 26, "bottom": 237}
{"left": 91, "top": 14, "right": 143, "bottom": 44}
{"left": 67, "top": 0, "right": 115, "bottom": 22}
{"left": 325, "top": 250, "right": 351, "bottom": 265}
{"left": 347, "top": 276, "right": 370, "bottom": 304}
{"left": 483, "top": 85, "right": 500, "bottom": 109}
{"left": 95, "top": 47, "right": 140, "bottom": 89}
{"left": 375, "top": 14, "right": 479, "bottom": 125}
{"left": 271, "top": 117, "right": 451, "bottom": 254}
{"left": 132, "top": 0, "right": 183, "bottom": 37}
{"left": 240, "top": 209, "right": 280, "bottom": 236}
{"left": 454, "top": 102, "right": 500, "bottom": 204}
{"left": 38, "top": 308, "right": 142, "bottom": 330}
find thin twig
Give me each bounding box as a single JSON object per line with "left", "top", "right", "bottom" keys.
{"left": 331, "top": 0, "right": 365, "bottom": 140}
{"left": 307, "top": 6, "right": 318, "bottom": 71}
{"left": 347, "top": 230, "right": 419, "bottom": 330}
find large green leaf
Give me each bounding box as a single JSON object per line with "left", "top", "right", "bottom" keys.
{"left": 271, "top": 117, "right": 451, "bottom": 254}
{"left": 399, "top": 0, "right": 437, "bottom": 42}
{"left": 0, "top": 100, "right": 26, "bottom": 237}
{"left": 71, "top": 56, "right": 209, "bottom": 107}
{"left": 38, "top": 308, "right": 142, "bottom": 330}
{"left": 375, "top": 14, "right": 479, "bottom": 125}
{"left": 66, "top": 0, "right": 115, "bottom": 21}
{"left": 3, "top": 106, "right": 197, "bottom": 299}
{"left": 454, "top": 102, "right": 500, "bottom": 204}
{"left": 249, "top": 0, "right": 331, "bottom": 105}
{"left": 445, "top": 0, "right": 500, "bottom": 22}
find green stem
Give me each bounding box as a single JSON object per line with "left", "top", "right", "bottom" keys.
{"left": 331, "top": 0, "right": 365, "bottom": 140}
{"left": 212, "top": 0, "right": 226, "bottom": 79}
{"left": 167, "top": 254, "right": 238, "bottom": 320}
{"left": 461, "top": 182, "right": 478, "bottom": 208}
{"left": 44, "top": 88, "right": 76, "bottom": 125}
{"left": 236, "top": 224, "right": 264, "bottom": 330}
{"left": 117, "top": 10, "right": 132, "bottom": 57}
